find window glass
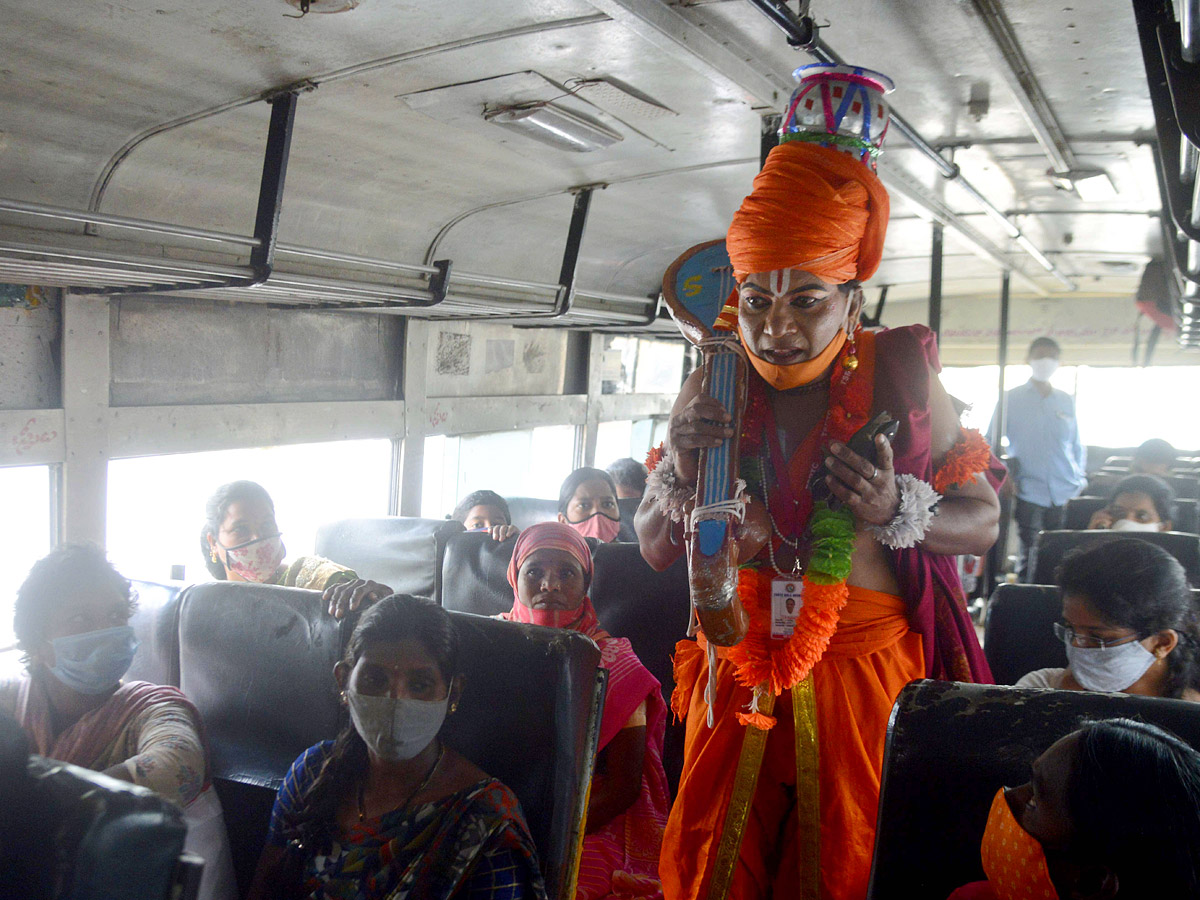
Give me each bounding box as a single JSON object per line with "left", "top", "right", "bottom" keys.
{"left": 0, "top": 465, "right": 53, "bottom": 652}
{"left": 940, "top": 365, "right": 1200, "bottom": 450}
{"left": 422, "top": 425, "right": 578, "bottom": 517}
{"left": 106, "top": 440, "right": 393, "bottom": 584}
{"left": 601, "top": 337, "right": 688, "bottom": 394}
{"left": 595, "top": 418, "right": 661, "bottom": 470}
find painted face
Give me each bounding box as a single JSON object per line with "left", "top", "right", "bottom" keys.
{"left": 562, "top": 478, "right": 619, "bottom": 525}
{"left": 1106, "top": 491, "right": 1165, "bottom": 529}
{"left": 516, "top": 547, "right": 587, "bottom": 613}
{"left": 737, "top": 268, "right": 857, "bottom": 365}
{"left": 463, "top": 504, "right": 508, "bottom": 532}
{"left": 346, "top": 638, "right": 450, "bottom": 702}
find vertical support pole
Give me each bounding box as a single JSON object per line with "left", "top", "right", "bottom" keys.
{"left": 582, "top": 333, "right": 606, "bottom": 467}
{"left": 249, "top": 91, "right": 298, "bottom": 281}
{"left": 399, "top": 319, "right": 431, "bottom": 517}
{"left": 61, "top": 293, "right": 111, "bottom": 545}
{"left": 985, "top": 269, "right": 1012, "bottom": 597}
{"left": 995, "top": 270, "right": 1011, "bottom": 445}
{"left": 928, "top": 222, "right": 944, "bottom": 340}
{"left": 556, "top": 188, "right": 594, "bottom": 315}
{"left": 761, "top": 113, "right": 782, "bottom": 169}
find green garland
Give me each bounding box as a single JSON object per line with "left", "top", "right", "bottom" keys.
{"left": 805, "top": 503, "right": 856, "bottom": 585}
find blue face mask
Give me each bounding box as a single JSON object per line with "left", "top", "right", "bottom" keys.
{"left": 48, "top": 625, "right": 139, "bottom": 695}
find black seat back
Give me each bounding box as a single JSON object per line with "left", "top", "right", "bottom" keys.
{"left": 868, "top": 680, "right": 1200, "bottom": 899}
{"left": 1030, "top": 530, "right": 1200, "bottom": 585}
{"left": 504, "top": 497, "right": 559, "bottom": 530}
{"left": 1087, "top": 471, "right": 1200, "bottom": 500}
{"left": 25, "top": 754, "right": 192, "bottom": 900}
{"left": 438, "top": 531, "right": 515, "bottom": 614}
{"left": 982, "top": 584, "right": 1066, "bottom": 684}
{"left": 1064, "top": 495, "right": 1200, "bottom": 534}
{"left": 126, "top": 579, "right": 186, "bottom": 686}
{"left": 178, "top": 582, "right": 347, "bottom": 895}
{"left": 616, "top": 497, "right": 641, "bottom": 542}
{"left": 314, "top": 517, "right": 463, "bottom": 598}
{"left": 177, "top": 581, "right": 603, "bottom": 900}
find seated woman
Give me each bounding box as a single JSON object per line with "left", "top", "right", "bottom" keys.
{"left": 201, "top": 480, "right": 390, "bottom": 619}
{"left": 1086, "top": 474, "right": 1174, "bottom": 532}
{"left": 501, "top": 523, "right": 668, "bottom": 899}
{"left": 249, "top": 594, "right": 545, "bottom": 900}
{"left": 1016, "top": 539, "right": 1200, "bottom": 698}
{"left": 451, "top": 489, "right": 519, "bottom": 542}
{"left": 948, "top": 718, "right": 1200, "bottom": 899}
{"left": 557, "top": 468, "right": 624, "bottom": 543}
{"left": 1, "top": 544, "right": 236, "bottom": 900}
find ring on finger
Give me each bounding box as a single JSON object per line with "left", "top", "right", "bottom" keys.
{"left": 869, "top": 465, "right": 878, "bottom": 481}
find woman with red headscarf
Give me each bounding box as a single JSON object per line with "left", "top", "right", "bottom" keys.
{"left": 501, "top": 522, "right": 669, "bottom": 899}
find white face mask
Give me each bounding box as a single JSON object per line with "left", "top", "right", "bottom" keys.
{"left": 346, "top": 688, "right": 450, "bottom": 761}
{"left": 1110, "top": 518, "right": 1164, "bottom": 533}
{"left": 1067, "top": 639, "right": 1158, "bottom": 692}
{"left": 1029, "top": 358, "right": 1059, "bottom": 382}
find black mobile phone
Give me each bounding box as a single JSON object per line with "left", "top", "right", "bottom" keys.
{"left": 809, "top": 411, "right": 899, "bottom": 505}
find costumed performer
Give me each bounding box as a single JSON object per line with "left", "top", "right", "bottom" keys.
{"left": 635, "top": 63, "right": 1004, "bottom": 900}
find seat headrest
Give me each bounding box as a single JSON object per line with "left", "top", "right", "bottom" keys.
{"left": 314, "top": 517, "right": 464, "bottom": 598}
{"left": 982, "top": 584, "right": 1067, "bottom": 685}
{"left": 1030, "top": 529, "right": 1200, "bottom": 585}
{"left": 127, "top": 580, "right": 185, "bottom": 687}
{"left": 439, "top": 532, "right": 515, "bottom": 615}
{"left": 504, "top": 497, "right": 560, "bottom": 531}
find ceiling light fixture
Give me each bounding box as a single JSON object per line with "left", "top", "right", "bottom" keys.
{"left": 483, "top": 102, "right": 623, "bottom": 152}
{"left": 1050, "top": 167, "right": 1118, "bottom": 202}
{"left": 283, "top": 0, "right": 359, "bottom": 16}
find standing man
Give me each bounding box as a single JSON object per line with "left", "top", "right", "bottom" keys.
{"left": 989, "top": 337, "right": 1086, "bottom": 580}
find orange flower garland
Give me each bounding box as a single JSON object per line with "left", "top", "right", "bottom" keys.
{"left": 932, "top": 428, "right": 992, "bottom": 493}
{"left": 645, "top": 442, "right": 666, "bottom": 474}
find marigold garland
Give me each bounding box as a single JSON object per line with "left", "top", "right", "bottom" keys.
{"left": 932, "top": 428, "right": 992, "bottom": 493}
{"left": 645, "top": 442, "right": 666, "bottom": 474}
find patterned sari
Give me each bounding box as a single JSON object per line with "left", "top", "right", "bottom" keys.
{"left": 267, "top": 741, "right": 546, "bottom": 900}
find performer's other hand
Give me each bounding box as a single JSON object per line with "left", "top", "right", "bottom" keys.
{"left": 669, "top": 393, "right": 734, "bottom": 485}
{"left": 824, "top": 433, "right": 900, "bottom": 527}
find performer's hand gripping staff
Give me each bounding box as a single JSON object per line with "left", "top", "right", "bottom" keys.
{"left": 660, "top": 241, "right": 754, "bottom": 647}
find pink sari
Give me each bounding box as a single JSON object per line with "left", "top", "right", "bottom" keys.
{"left": 502, "top": 523, "right": 669, "bottom": 899}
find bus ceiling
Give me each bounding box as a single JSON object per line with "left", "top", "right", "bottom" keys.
{"left": 0, "top": 0, "right": 1194, "bottom": 349}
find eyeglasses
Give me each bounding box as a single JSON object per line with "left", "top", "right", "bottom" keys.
{"left": 1053, "top": 622, "right": 1143, "bottom": 650}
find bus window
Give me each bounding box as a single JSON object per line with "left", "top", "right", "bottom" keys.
{"left": 940, "top": 365, "right": 1078, "bottom": 435}
{"left": 601, "top": 337, "right": 688, "bottom": 395}
{"left": 596, "top": 418, "right": 662, "bottom": 471}
{"left": 106, "top": 440, "right": 393, "bottom": 583}
{"left": 0, "top": 464, "right": 53, "bottom": 649}
{"left": 1073, "top": 367, "right": 1200, "bottom": 448}
{"left": 421, "top": 426, "right": 577, "bottom": 518}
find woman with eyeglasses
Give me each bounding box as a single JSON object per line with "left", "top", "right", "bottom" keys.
{"left": 1016, "top": 538, "right": 1200, "bottom": 699}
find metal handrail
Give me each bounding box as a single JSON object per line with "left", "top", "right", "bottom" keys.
{"left": 0, "top": 198, "right": 261, "bottom": 248}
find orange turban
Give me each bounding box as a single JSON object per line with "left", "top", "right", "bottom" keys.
{"left": 726, "top": 141, "right": 889, "bottom": 284}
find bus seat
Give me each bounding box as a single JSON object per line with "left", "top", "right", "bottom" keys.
{"left": 982, "top": 584, "right": 1066, "bottom": 684}
{"left": 1029, "top": 530, "right": 1200, "bottom": 585}
{"left": 504, "top": 497, "right": 559, "bottom": 530}
{"left": 1087, "top": 471, "right": 1200, "bottom": 500}
{"left": 25, "top": 753, "right": 196, "bottom": 900}
{"left": 1063, "top": 495, "right": 1199, "bottom": 534}
{"left": 314, "top": 517, "right": 463, "bottom": 598}
{"left": 442, "top": 613, "right": 605, "bottom": 900}
{"left": 589, "top": 543, "right": 690, "bottom": 796}
{"left": 437, "top": 531, "right": 515, "bottom": 614}
{"left": 178, "top": 581, "right": 348, "bottom": 896}
{"left": 616, "top": 497, "right": 641, "bottom": 542}
{"left": 868, "top": 680, "right": 1200, "bottom": 899}
{"left": 126, "top": 579, "right": 186, "bottom": 687}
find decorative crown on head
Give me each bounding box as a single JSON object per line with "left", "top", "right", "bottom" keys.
{"left": 779, "top": 63, "right": 894, "bottom": 172}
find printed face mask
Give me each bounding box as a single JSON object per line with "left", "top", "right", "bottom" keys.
{"left": 48, "top": 625, "right": 139, "bottom": 695}
{"left": 345, "top": 688, "right": 449, "bottom": 761}
{"left": 1029, "top": 358, "right": 1059, "bottom": 382}
{"left": 1067, "top": 638, "right": 1157, "bottom": 692}
{"left": 980, "top": 788, "right": 1060, "bottom": 900}
{"left": 222, "top": 533, "right": 285, "bottom": 583}
{"left": 1109, "top": 518, "right": 1163, "bottom": 533}
{"left": 567, "top": 512, "right": 621, "bottom": 543}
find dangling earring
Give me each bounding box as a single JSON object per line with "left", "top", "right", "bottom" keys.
{"left": 843, "top": 324, "right": 860, "bottom": 371}
{"left": 339, "top": 690, "right": 347, "bottom": 704}
{"left": 210, "top": 548, "right": 220, "bottom": 563}
{"left": 449, "top": 702, "right": 459, "bottom": 715}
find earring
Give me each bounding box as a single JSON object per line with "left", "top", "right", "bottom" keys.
{"left": 339, "top": 691, "right": 347, "bottom": 704}
{"left": 843, "top": 326, "right": 859, "bottom": 371}
{"left": 449, "top": 702, "right": 458, "bottom": 715}
{"left": 210, "top": 549, "right": 220, "bottom": 563}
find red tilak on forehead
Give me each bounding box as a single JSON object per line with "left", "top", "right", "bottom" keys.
{"left": 776, "top": 270, "right": 784, "bottom": 293}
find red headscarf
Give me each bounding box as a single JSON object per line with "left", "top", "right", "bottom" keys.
{"left": 504, "top": 522, "right": 602, "bottom": 632}
{"left": 726, "top": 141, "right": 890, "bottom": 284}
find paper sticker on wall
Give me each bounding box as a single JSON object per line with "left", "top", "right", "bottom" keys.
{"left": 436, "top": 332, "right": 471, "bottom": 376}
{"left": 485, "top": 339, "right": 515, "bottom": 374}
{"left": 523, "top": 341, "right": 547, "bottom": 374}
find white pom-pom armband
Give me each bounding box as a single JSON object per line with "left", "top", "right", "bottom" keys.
{"left": 867, "top": 474, "right": 941, "bottom": 549}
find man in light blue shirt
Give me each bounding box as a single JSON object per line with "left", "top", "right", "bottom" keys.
{"left": 989, "top": 337, "right": 1087, "bottom": 580}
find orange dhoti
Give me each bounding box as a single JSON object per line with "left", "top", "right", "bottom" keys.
{"left": 660, "top": 584, "right": 924, "bottom": 900}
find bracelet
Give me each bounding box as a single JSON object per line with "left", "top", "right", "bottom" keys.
{"left": 867, "top": 474, "right": 942, "bottom": 549}
{"left": 644, "top": 448, "right": 695, "bottom": 524}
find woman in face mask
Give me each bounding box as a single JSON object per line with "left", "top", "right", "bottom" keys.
{"left": 1, "top": 543, "right": 236, "bottom": 900}
{"left": 201, "top": 480, "right": 392, "bottom": 621}
{"left": 948, "top": 718, "right": 1200, "bottom": 900}
{"left": 1016, "top": 539, "right": 1200, "bottom": 699}
{"left": 500, "top": 522, "right": 669, "bottom": 899}
{"left": 248, "top": 594, "right": 545, "bottom": 900}
{"left": 557, "top": 468, "right": 624, "bottom": 543}
{"left": 1086, "top": 474, "right": 1175, "bottom": 532}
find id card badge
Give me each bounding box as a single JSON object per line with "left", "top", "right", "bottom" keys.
{"left": 771, "top": 578, "right": 804, "bottom": 639}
